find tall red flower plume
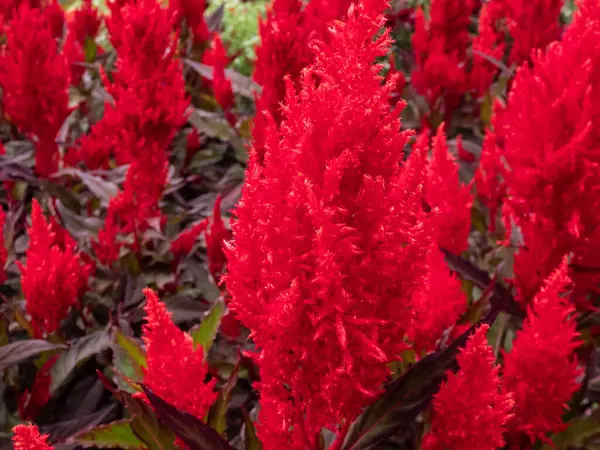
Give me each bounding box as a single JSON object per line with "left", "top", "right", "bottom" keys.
{"left": 0, "top": 4, "right": 70, "bottom": 177}
{"left": 503, "top": 260, "right": 581, "bottom": 443}
{"left": 205, "top": 196, "right": 231, "bottom": 281}
{"left": 203, "top": 34, "right": 235, "bottom": 125}
{"left": 141, "top": 288, "right": 217, "bottom": 421}
{"left": 12, "top": 424, "right": 53, "bottom": 450}
{"left": 411, "top": 0, "right": 477, "bottom": 119}
{"left": 423, "top": 325, "right": 512, "bottom": 450}
{"left": 481, "top": 0, "right": 600, "bottom": 304}
{"left": 19, "top": 356, "right": 59, "bottom": 421}
{"left": 168, "top": 0, "right": 209, "bottom": 44}
{"left": 226, "top": 0, "right": 433, "bottom": 447}
{"left": 0, "top": 209, "right": 7, "bottom": 284}
{"left": 17, "top": 200, "right": 92, "bottom": 337}
{"left": 63, "top": 0, "right": 102, "bottom": 85}
{"left": 409, "top": 245, "right": 467, "bottom": 353}
{"left": 252, "top": 0, "right": 353, "bottom": 162}
{"left": 425, "top": 125, "right": 473, "bottom": 254}
{"left": 170, "top": 218, "right": 208, "bottom": 258}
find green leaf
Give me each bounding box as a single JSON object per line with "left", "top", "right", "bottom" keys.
{"left": 242, "top": 408, "right": 262, "bottom": 450}
{"left": 543, "top": 409, "right": 600, "bottom": 450}
{"left": 114, "top": 330, "right": 147, "bottom": 373}
{"left": 50, "top": 331, "right": 111, "bottom": 394}
{"left": 71, "top": 420, "right": 145, "bottom": 449}
{"left": 208, "top": 364, "right": 238, "bottom": 437}
{"left": 190, "top": 299, "right": 225, "bottom": 356}
{"left": 0, "top": 339, "right": 65, "bottom": 372}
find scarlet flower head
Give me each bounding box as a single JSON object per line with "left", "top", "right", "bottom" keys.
{"left": 0, "top": 4, "right": 70, "bottom": 177}
{"left": 423, "top": 325, "right": 512, "bottom": 450}
{"left": 168, "top": 0, "right": 209, "bottom": 44}
{"left": 17, "top": 200, "right": 92, "bottom": 337}
{"left": 203, "top": 34, "right": 235, "bottom": 124}
{"left": 503, "top": 260, "right": 581, "bottom": 443}
{"left": 12, "top": 424, "right": 53, "bottom": 450}
{"left": 0, "top": 209, "right": 7, "bottom": 284}
{"left": 226, "top": 0, "right": 432, "bottom": 446}
{"left": 205, "top": 195, "right": 231, "bottom": 281}
{"left": 141, "top": 288, "right": 217, "bottom": 420}
{"left": 170, "top": 218, "right": 208, "bottom": 258}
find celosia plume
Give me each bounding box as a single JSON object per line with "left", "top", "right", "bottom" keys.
{"left": 141, "top": 288, "right": 217, "bottom": 420}
{"left": 170, "top": 218, "right": 208, "bottom": 258}
{"left": 205, "top": 195, "right": 231, "bottom": 281}
{"left": 423, "top": 325, "right": 512, "bottom": 450}
{"left": 503, "top": 260, "right": 581, "bottom": 443}
{"left": 18, "top": 200, "right": 92, "bottom": 337}
{"left": 226, "top": 0, "right": 434, "bottom": 446}
{"left": 12, "top": 424, "right": 53, "bottom": 450}
{"left": 203, "top": 34, "right": 235, "bottom": 125}
{"left": 0, "top": 4, "right": 70, "bottom": 177}
{"left": 0, "top": 209, "right": 7, "bottom": 284}
{"left": 168, "top": 0, "right": 209, "bottom": 44}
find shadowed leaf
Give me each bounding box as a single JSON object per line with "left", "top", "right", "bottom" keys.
{"left": 70, "top": 419, "right": 145, "bottom": 449}
{"left": 0, "top": 340, "right": 65, "bottom": 372}
{"left": 208, "top": 363, "right": 238, "bottom": 437}
{"left": 191, "top": 298, "right": 225, "bottom": 356}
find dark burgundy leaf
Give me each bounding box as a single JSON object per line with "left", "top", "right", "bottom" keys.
{"left": 142, "top": 385, "right": 236, "bottom": 450}
{"left": 41, "top": 405, "right": 117, "bottom": 442}
{"left": 0, "top": 340, "right": 66, "bottom": 372}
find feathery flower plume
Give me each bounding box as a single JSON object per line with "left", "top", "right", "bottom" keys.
{"left": 12, "top": 424, "right": 53, "bottom": 450}
{"left": 411, "top": 0, "right": 477, "bottom": 120}
{"left": 18, "top": 200, "right": 92, "bottom": 337}
{"left": 63, "top": 0, "right": 102, "bottom": 85}
{"left": 423, "top": 325, "right": 512, "bottom": 450}
{"left": 168, "top": 0, "right": 209, "bottom": 44}
{"left": 0, "top": 4, "right": 70, "bottom": 177}
{"left": 226, "top": 0, "right": 432, "bottom": 446}
{"left": 203, "top": 34, "right": 235, "bottom": 125}
{"left": 141, "top": 288, "right": 217, "bottom": 421}
{"left": 481, "top": 0, "right": 600, "bottom": 304}
{"left": 503, "top": 260, "right": 581, "bottom": 443}
{"left": 170, "top": 218, "right": 209, "bottom": 258}
{"left": 205, "top": 196, "right": 231, "bottom": 281}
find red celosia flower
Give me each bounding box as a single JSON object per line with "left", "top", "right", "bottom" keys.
{"left": 205, "top": 196, "right": 231, "bottom": 281}
{"left": 17, "top": 200, "right": 92, "bottom": 337}
{"left": 425, "top": 125, "right": 473, "bottom": 254}
{"left": 252, "top": 0, "right": 353, "bottom": 162}
{"left": 469, "top": 3, "right": 504, "bottom": 98}
{"left": 409, "top": 245, "right": 467, "bottom": 353}
{"left": 0, "top": 209, "right": 6, "bottom": 284}
{"left": 63, "top": 0, "right": 102, "bottom": 85}
{"left": 0, "top": 4, "right": 70, "bottom": 177}
{"left": 503, "top": 260, "right": 581, "bottom": 443}
{"left": 141, "top": 288, "right": 217, "bottom": 421}
{"left": 18, "top": 355, "right": 59, "bottom": 421}
{"left": 12, "top": 424, "right": 53, "bottom": 450}
{"left": 474, "top": 132, "right": 505, "bottom": 232}
{"left": 170, "top": 218, "right": 208, "bottom": 258}
{"left": 92, "top": 196, "right": 122, "bottom": 266}
{"left": 411, "top": 0, "right": 477, "bottom": 120}
{"left": 500, "top": 0, "right": 564, "bottom": 66}
{"left": 168, "top": 0, "right": 209, "bottom": 44}
{"left": 455, "top": 135, "right": 475, "bottom": 163}
{"left": 203, "top": 34, "right": 235, "bottom": 125}
{"left": 482, "top": 0, "right": 600, "bottom": 304}
{"left": 423, "top": 325, "right": 512, "bottom": 450}
{"left": 226, "top": 0, "right": 433, "bottom": 446}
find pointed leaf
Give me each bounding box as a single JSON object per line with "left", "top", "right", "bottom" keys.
{"left": 50, "top": 331, "right": 111, "bottom": 394}
{"left": 44, "top": 406, "right": 117, "bottom": 441}
{"left": 242, "top": 408, "right": 261, "bottom": 450}
{"left": 56, "top": 168, "right": 119, "bottom": 206}
{"left": 0, "top": 340, "right": 65, "bottom": 371}
{"left": 191, "top": 299, "right": 225, "bottom": 356}
{"left": 142, "top": 385, "right": 236, "bottom": 450}
{"left": 114, "top": 330, "right": 147, "bottom": 373}
{"left": 71, "top": 420, "right": 145, "bottom": 449}
{"left": 208, "top": 364, "right": 238, "bottom": 437}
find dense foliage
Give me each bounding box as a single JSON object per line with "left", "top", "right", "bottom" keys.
{"left": 0, "top": 0, "right": 598, "bottom": 449}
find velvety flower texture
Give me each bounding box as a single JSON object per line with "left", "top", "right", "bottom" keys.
{"left": 205, "top": 196, "right": 231, "bottom": 282}
{"left": 480, "top": 0, "right": 600, "bottom": 305}
{"left": 12, "top": 424, "right": 53, "bottom": 450}
{"left": 252, "top": 0, "right": 352, "bottom": 162}
{"left": 226, "top": 0, "right": 433, "bottom": 447}
{"left": 423, "top": 325, "right": 512, "bottom": 450}
{"left": 141, "top": 288, "right": 217, "bottom": 421}
{"left": 411, "top": 0, "right": 477, "bottom": 118}
{"left": 0, "top": 4, "right": 70, "bottom": 177}
{"left": 168, "top": 0, "right": 209, "bottom": 44}
{"left": 18, "top": 200, "right": 92, "bottom": 337}
{"left": 203, "top": 34, "right": 235, "bottom": 125}
{"left": 170, "top": 219, "right": 208, "bottom": 259}
{"left": 503, "top": 261, "right": 581, "bottom": 444}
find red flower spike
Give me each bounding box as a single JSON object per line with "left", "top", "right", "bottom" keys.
{"left": 17, "top": 200, "right": 92, "bottom": 337}
{"left": 18, "top": 355, "right": 59, "bottom": 421}
{"left": 503, "top": 260, "right": 581, "bottom": 443}
{"left": 203, "top": 34, "right": 235, "bottom": 124}
{"left": 474, "top": 132, "right": 505, "bottom": 232}
{"left": 168, "top": 0, "right": 209, "bottom": 44}
{"left": 141, "top": 288, "right": 217, "bottom": 421}
{"left": 409, "top": 245, "right": 467, "bottom": 353}
{"left": 423, "top": 325, "right": 512, "bottom": 450}
{"left": 425, "top": 124, "right": 473, "bottom": 254}
{"left": 205, "top": 196, "right": 231, "bottom": 281}
{"left": 170, "top": 218, "right": 209, "bottom": 258}
{"left": 12, "top": 424, "right": 53, "bottom": 450}
{"left": 226, "top": 0, "right": 432, "bottom": 446}
{"left": 0, "top": 5, "right": 70, "bottom": 177}
{"left": 456, "top": 135, "right": 475, "bottom": 163}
